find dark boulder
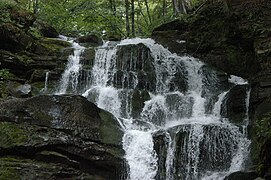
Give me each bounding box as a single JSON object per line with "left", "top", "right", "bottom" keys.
{"left": 224, "top": 171, "right": 258, "bottom": 180}
{"left": 221, "top": 85, "right": 249, "bottom": 124}
{"left": 76, "top": 34, "right": 103, "bottom": 47}
{"left": 0, "top": 95, "right": 126, "bottom": 179}
{"left": 34, "top": 21, "right": 59, "bottom": 38}
{"left": 7, "top": 82, "right": 32, "bottom": 98}
{"left": 0, "top": 23, "right": 34, "bottom": 51}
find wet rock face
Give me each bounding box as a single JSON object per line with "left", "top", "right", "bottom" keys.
{"left": 152, "top": 1, "right": 271, "bottom": 79}
{"left": 224, "top": 171, "right": 258, "bottom": 180}
{"left": 221, "top": 85, "right": 249, "bottom": 124}
{"left": 113, "top": 43, "right": 188, "bottom": 93}
{"left": 153, "top": 124, "right": 239, "bottom": 180}
{"left": 153, "top": 131, "right": 169, "bottom": 180}
{"left": 114, "top": 43, "right": 157, "bottom": 91}
{"left": 0, "top": 95, "right": 126, "bottom": 179}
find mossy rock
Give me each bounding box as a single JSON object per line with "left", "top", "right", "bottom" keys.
{"left": 250, "top": 112, "right": 271, "bottom": 177}
{"left": 0, "top": 122, "right": 29, "bottom": 148}
{"left": 0, "top": 156, "right": 102, "bottom": 180}
{"left": 35, "top": 38, "right": 71, "bottom": 55}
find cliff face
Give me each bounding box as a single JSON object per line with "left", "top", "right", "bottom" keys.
{"left": 152, "top": 1, "right": 271, "bottom": 178}
{"left": 0, "top": 5, "right": 126, "bottom": 179}
{"left": 0, "top": 4, "right": 72, "bottom": 98}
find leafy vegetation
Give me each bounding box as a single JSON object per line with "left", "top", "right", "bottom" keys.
{"left": 0, "top": 69, "right": 11, "bottom": 81}
{"left": 0, "top": 0, "right": 16, "bottom": 9}
{"left": 256, "top": 112, "right": 271, "bottom": 139}
{"left": 10, "top": 0, "right": 204, "bottom": 37}
{"left": 251, "top": 112, "right": 271, "bottom": 174}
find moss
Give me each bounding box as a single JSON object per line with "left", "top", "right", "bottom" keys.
{"left": 0, "top": 69, "right": 11, "bottom": 80}
{"left": 17, "top": 54, "right": 34, "bottom": 64}
{"left": 0, "top": 165, "right": 19, "bottom": 180}
{"left": 0, "top": 122, "right": 28, "bottom": 148}
{"left": 0, "top": 68, "right": 12, "bottom": 99}
{"left": 28, "top": 27, "right": 42, "bottom": 39}
{"left": 256, "top": 112, "right": 271, "bottom": 139}
{"left": 251, "top": 112, "right": 271, "bottom": 174}
{"left": 42, "top": 38, "right": 71, "bottom": 48}
{"left": 37, "top": 38, "right": 71, "bottom": 55}
{"left": 0, "top": 82, "right": 9, "bottom": 99}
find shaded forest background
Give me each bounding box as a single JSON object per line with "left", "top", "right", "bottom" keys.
{"left": 2, "top": 0, "right": 204, "bottom": 38}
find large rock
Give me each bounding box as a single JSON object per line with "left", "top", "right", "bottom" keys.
{"left": 76, "top": 34, "right": 103, "bottom": 47}
{"left": 224, "top": 171, "right": 258, "bottom": 180}
{"left": 221, "top": 85, "right": 249, "bottom": 124}
{"left": 154, "top": 124, "right": 241, "bottom": 180}
{"left": 0, "top": 95, "right": 126, "bottom": 179}
{"left": 152, "top": 1, "right": 271, "bottom": 79}
{"left": 7, "top": 82, "right": 32, "bottom": 98}
{"left": 0, "top": 22, "right": 35, "bottom": 51}
{"left": 34, "top": 21, "right": 59, "bottom": 38}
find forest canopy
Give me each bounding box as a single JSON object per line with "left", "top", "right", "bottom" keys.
{"left": 9, "top": 0, "right": 203, "bottom": 37}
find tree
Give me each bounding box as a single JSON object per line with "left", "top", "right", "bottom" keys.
{"left": 125, "top": 0, "right": 130, "bottom": 37}
{"left": 14, "top": 0, "right": 205, "bottom": 38}
{"left": 131, "top": 0, "right": 135, "bottom": 37}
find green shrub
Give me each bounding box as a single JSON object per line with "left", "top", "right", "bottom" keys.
{"left": 0, "top": 69, "right": 11, "bottom": 81}
{"left": 0, "top": 0, "right": 16, "bottom": 9}
{"left": 256, "top": 112, "right": 271, "bottom": 139}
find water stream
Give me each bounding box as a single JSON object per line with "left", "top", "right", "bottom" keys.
{"left": 55, "top": 38, "right": 251, "bottom": 180}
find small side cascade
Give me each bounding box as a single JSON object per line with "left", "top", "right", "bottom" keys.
{"left": 55, "top": 38, "right": 252, "bottom": 180}
{"left": 55, "top": 41, "right": 85, "bottom": 94}
{"left": 40, "top": 71, "right": 49, "bottom": 93}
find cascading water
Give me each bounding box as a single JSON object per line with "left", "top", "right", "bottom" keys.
{"left": 40, "top": 71, "right": 49, "bottom": 93}
{"left": 55, "top": 40, "right": 85, "bottom": 94}
{"left": 57, "top": 37, "right": 251, "bottom": 180}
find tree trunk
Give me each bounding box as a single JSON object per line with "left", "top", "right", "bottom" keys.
{"left": 33, "top": 0, "right": 39, "bottom": 14}
{"left": 178, "top": 0, "right": 187, "bottom": 14}
{"left": 162, "top": 0, "right": 167, "bottom": 16}
{"left": 172, "top": 0, "right": 179, "bottom": 16}
{"left": 144, "top": 0, "right": 152, "bottom": 24}
{"left": 131, "top": 0, "right": 135, "bottom": 37}
{"left": 109, "top": 0, "right": 117, "bottom": 16}
{"left": 125, "top": 0, "right": 130, "bottom": 37}
{"left": 138, "top": 0, "right": 149, "bottom": 25}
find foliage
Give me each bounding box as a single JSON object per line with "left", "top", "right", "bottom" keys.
{"left": 14, "top": 0, "right": 202, "bottom": 37}
{"left": 0, "top": 69, "right": 11, "bottom": 81}
{"left": 250, "top": 112, "right": 271, "bottom": 174}
{"left": 28, "top": 27, "right": 42, "bottom": 39}
{"left": 0, "top": 0, "right": 16, "bottom": 9}
{"left": 256, "top": 112, "right": 271, "bottom": 139}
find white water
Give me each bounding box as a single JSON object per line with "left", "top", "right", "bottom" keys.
{"left": 40, "top": 71, "right": 49, "bottom": 93}
{"left": 57, "top": 38, "right": 251, "bottom": 180}
{"left": 55, "top": 41, "right": 85, "bottom": 94}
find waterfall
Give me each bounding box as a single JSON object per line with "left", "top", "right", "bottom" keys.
{"left": 40, "top": 71, "right": 49, "bottom": 93}
{"left": 55, "top": 41, "right": 85, "bottom": 94}
{"left": 57, "top": 38, "right": 251, "bottom": 180}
